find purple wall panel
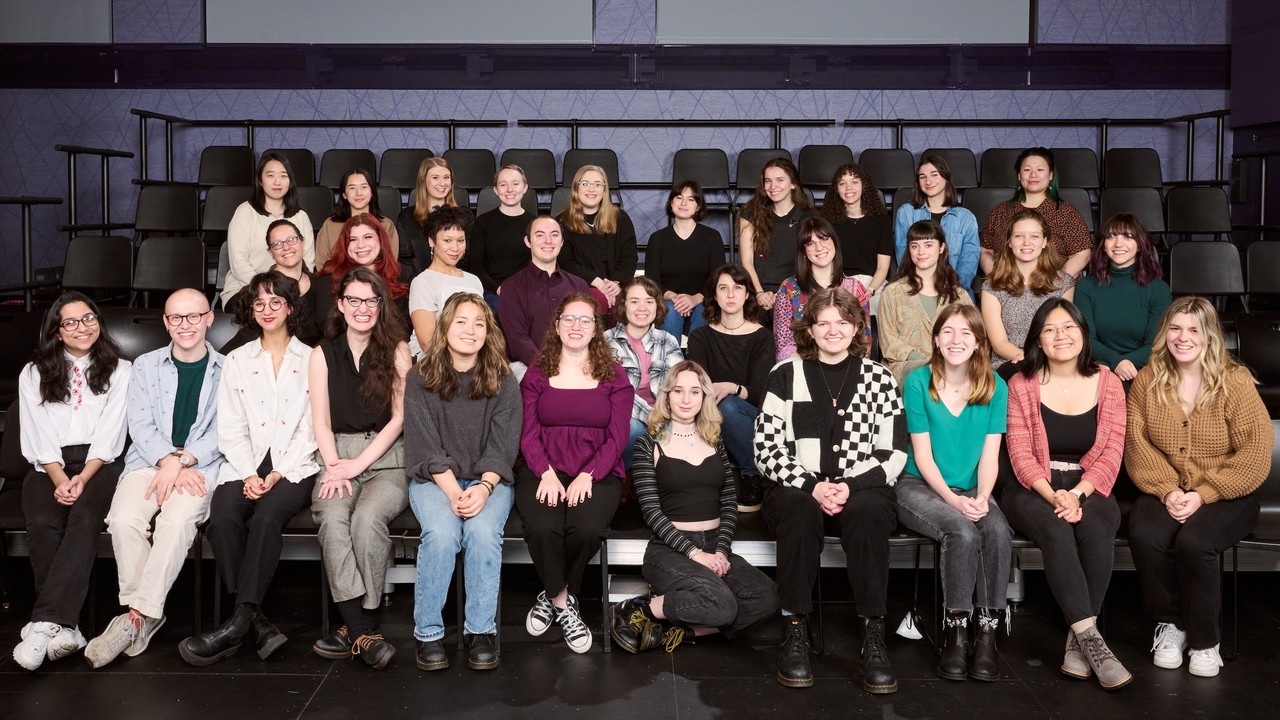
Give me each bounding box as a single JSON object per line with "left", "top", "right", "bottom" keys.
{"left": 113, "top": 0, "right": 203, "bottom": 43}
{"left": 595, "top": 0, "right": 657, "bottom": 44}
{"left": 1038, "top": 0, "right": 1227, "bottom": 44}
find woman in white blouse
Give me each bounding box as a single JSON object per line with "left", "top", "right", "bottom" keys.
{"left": 14, "top": 292, "right": 130, "bottom": 671}
{"left": 178, "top": 271, "right": 320, "bottom": 666}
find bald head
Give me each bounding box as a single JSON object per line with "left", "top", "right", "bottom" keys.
{"left": 164, "top": 288, "right": 213, "bottom": 358}
{"left": 165, "top": 288, "right": 211, "bottom": 314}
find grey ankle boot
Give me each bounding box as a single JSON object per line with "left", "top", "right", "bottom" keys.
{"left": 1073, "top": 624, "right": 1132, "bottom": 690}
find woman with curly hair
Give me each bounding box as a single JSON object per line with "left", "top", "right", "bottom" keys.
{"left": 13, "top": 292, "right": 129, "bottom": 671}
{"left": 610, "top": 360, "right": 778, "bottom": 654}
{"left": 821, "top": 164, "right": 893, "bottom": 312}
{"left": 1127, "top": 297, "right": 1272, "bottom": 678}
{"left": 221, "top": 218, "right": 320, "bottom": 352}
{"left": 738, "top": 157, "right": 816, "bottom": 312}
{"left": 517, "top": 292, "right": 633, "bottom": 654}
{"left": 179, "top": 271, "right": 319, "bottom": 666}
{"left": 558, "top": 165, "right": 637, "bottom": 309}
{"left": 309, "top": 268, "right": 412, "bottom": 670}
{"left": 406, "top": 292, "right": 521, "bottom": 672}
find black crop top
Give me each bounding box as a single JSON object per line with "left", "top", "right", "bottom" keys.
{"left": 655, "top": 451, "right": 724, "bottom": 522}
{"left": 1040, "top": 403, "right": 1098, "bottom": 463}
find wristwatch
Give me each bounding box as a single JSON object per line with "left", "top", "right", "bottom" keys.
{"left": 1069, "top": 488, "right": 1084, "bottom": 499}
{"left": 173, "top": 449, "right": 194, "bottom": 467}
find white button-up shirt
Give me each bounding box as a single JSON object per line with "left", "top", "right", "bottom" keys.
{"left": 19, "top": 353, "right": 132, "bottom": 471}
{"left": 216, "top": 336, "right": 320, "bottom": 485}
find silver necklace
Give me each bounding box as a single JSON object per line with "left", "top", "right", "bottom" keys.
{"left": 819, "top": 359, "right": 852, "bottom": 408}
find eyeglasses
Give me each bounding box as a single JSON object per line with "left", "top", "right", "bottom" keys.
{"left": 558, "top": 314, "right": 596, "bottom": 328}
{"left": 59, "top": 313, "right": 98, "bottom": 331}
{"left": 577, "top": 181, "right": 606, "bottom": 190}
{"left": 164, "top": 310, "right": 212, "bottom": 327}
{"left": 341, "top": 295, "right": 383, "bottom": 309}
{"left": 252, "top": 298, "right": 287, "bottom": 312}
{"left": 267, "top": 236, "right": 302, "bottom": 250}
{"left": 803, "top": 236, "right": 835, "bottom": 249}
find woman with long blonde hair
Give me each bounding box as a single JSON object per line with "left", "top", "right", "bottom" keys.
{"left": 1126, "top": 297, "right": 1272, "bottom": 678}
{"left": 397, "top": 157, "right": 467, "bottom": 277}
{"left": 610, "top": 360, "right": 777, "bottom": 654}
{"left": 557, "top": 164, "right": 637, "bottom": 309}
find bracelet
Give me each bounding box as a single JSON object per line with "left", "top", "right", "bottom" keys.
{"left": 479, "top": 480, "right": 495, "bottom": 495}
{"left": 735, "top": 384, "right": 743, "bottom": 397}
{"left": 686, "top": 547, "right": 701, "bottom": 559}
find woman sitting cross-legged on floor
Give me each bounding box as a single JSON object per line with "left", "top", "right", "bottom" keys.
{"left": 610, "top": 360, "right": 779, "bottom": 653}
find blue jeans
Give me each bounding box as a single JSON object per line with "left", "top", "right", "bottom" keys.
{"left": 624, "top": 417, "right": 648, "bottom": 470}
{"left": 718, "top": 394, "right": 758, "bottom": 476}
{"left": 483, "top": 291, "right": 500, "bottom": 314}
{"left": 409, "top": 479, "right": 514, "bottom": 641}
{"left": 660, "top": 300, "right": 705, "bottom": 344}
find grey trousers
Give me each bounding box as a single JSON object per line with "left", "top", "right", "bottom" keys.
{"left": 312, "top": 434, "right": 407, "bottom": 610}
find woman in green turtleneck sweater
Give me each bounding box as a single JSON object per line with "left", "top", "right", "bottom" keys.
{"left": 1074, "top": 214, "right": 1171, "bottom": 382}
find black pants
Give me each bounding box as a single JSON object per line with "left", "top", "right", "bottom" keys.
{"left": 207, "top": 475, "right": 316, "bottom": 606}
{"left": 1128, "top": 492, "right": 1260, "bottom": 649}
{"left": 1000, "top": 469, "right": 1120, "bottom": 624}
{"left": 514, "top": 462, "right": 622, "bottom": 596}
{"left": 761, "top": 482, "right": 897, "bottom": 617}
{"left": 21, "top": 446, "right": 121, "bottom": 627}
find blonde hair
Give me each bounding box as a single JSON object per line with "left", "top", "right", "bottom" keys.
{"left": 646, "top": 360, "right": 722, "bottom": 446}
{"left": 413, "top": 157, "right": 459, "bottom": 224}
{"left": 1147, "top": 296, "right": 1254, "bottom": 412}
{"left": 560, "top": 165, "right": 618, "bottom": 235}
{"left": 927, "top": 304, "right": 997, "bottom": 405}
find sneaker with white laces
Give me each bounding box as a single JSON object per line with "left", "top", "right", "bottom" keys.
{"left": 556, "top": 595, "right": 593, "bottom": 654}
{"left": 526, "top": 591, "right": 557, "bottom": 637}
{"left": 123, "top": 614, "right": 166, "bottom": 657}
{"left": 13, "top": 622, "right": 61, "bottom": 670}
{"left": 46, "top": 626, "right": 87, "bottom": 662}
{"left": 85, "top": 613, "right": 141, "bottom": 669}
{"left": 1188, "top": 645, "right": 1224, "bottom": 677}
{"left": 1151, "top": 623, "right": 1187, "bottom": 669}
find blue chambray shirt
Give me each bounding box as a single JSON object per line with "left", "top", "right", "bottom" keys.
{"left": 123, "top": 341, "right": 226, "bottom": 479}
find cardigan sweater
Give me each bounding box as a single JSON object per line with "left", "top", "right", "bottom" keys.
{"left": 632, "top": 433, "right": 737, "bottom": 558}
{"left": 1005, "top": 367, "right": 1126, "bottom": 497}
{"left": 754, "top": 356, "right": 907, "bottom": 493}
{"left": 1125, "top": 365, "right": 1272, "bottom": 504}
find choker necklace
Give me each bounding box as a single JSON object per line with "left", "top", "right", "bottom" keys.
{"left": 720, "top": 317, "right": 746, "bottom": 331}
{"left": 671, "top": 422, "right": 698, "bottom": 446}
{"left": 819, "top": 358, "right": 853, "bottom": 408}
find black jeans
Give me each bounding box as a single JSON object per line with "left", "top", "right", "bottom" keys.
{"left": 761, "top": 481, "right": 897, "bottom": 617}
{"left": 1000, "top": 469, "right": 1120, "bottom": 624}
{"left": 514, "top": 463, "right": 622, "bottom": 596}
{"left": 21, "top": 446, "right": 121, "bottom": 627}
{"left": 207, "top": 475, "right": 316, "bottom": 606}
{"left": 642, "top": 529, "right": 779, "bottom": 634}
{"left": 1128, "top": 492, "right": 1260, "bottom": 649}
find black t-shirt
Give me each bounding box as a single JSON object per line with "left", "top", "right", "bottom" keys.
{"left": 644, "top": 223, "right": 726, "bottom": 296}
{"left": 833, "top": 214, "right": 894, "bottom": 277}
{"left": 466, "top": 208, "right": 532, "bottom": 293}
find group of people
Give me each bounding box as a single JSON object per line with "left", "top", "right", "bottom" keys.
{"left": 10, "top": 150, "right": 1271, "bottom": 697}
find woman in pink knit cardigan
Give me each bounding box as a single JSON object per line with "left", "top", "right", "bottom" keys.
{"left": 999, "top": 297, "right": 1132, "bottom": 691}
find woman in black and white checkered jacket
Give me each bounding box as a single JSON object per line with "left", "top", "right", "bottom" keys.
{"left": 754, "top": 286, "right": 908, "bottom": 695}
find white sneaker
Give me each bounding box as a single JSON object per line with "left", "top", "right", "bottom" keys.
{"left": 124, "top": 614, "right": 166, "bottom": 657}
{"left": 525, "top": 592, "right": 557, "bottom": 637}
{"left": 84, "top": 613, "right": 141, "bottom": 669}
{"left": 1188, "top": 645, "right": 1224, "bottom": 677}
{"left": 556, "top": 595, "right": 593, "bottom": 654}
{"left": 47, "top": 626, "right": 88, "bottom": 661}
{"left": 1151, "top": 622, "right": 1187, "bottom": 669}
{"left": 13, "top": 622, "right": 60, "bottom": 670}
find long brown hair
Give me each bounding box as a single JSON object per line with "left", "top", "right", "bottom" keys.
{"left": 325, "top": 267, "right": 407, "bottom": 414}
{"left": 740, "top": 157, "right": 812, "bottom": 257}
{"left": 418, "top": 293, "right": 510, "bottom": 401}
{"left": 792, "top": 287, "right": 868, "bottom": 361}
{"left": 794, "top": 216, "right": 846, "bottom": 293}
{"left": 412, "top": 157, "right": 459, "bottom": 224}
{"left": 559, "top": 165, "right": 619, "bottom": 235}
{"left": 534, "top": 292, "right": 617, "bottom": 382}
{"left": 987, "top": 210, "right": 1062, "bottom": 296}
{"left": 895, "top": 220, "right": 964, "bottom": 302}
{"left": 926, "top": 304, "right": 996, "bottom": 405}
{"left": 910, "top": 154, "right": 960, "bottom": 209}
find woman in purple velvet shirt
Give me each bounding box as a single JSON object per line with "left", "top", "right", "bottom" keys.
{"left": 516, "top": 292, "right": 634, "bottom": 654}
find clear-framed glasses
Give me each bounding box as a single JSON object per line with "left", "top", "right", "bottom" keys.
{"left": 577, "top": 181, "right": 606, "bottom": 190}
{"left": 59, "top": 313, "right": 99, "bottom": 331}
{"left": 252, "top": 297, "right": 287, "bottom": 312}
{"left": 341, "top": 295, "right": 383, "bottom": 309}
{"left": 803, "top": 235, "right": 835, "bottom": 249}
{"left": 558, "top": 314, "right": 596, "bottom": 328}
{"left": 164, "top": 310, "right": 213, "bottom": 327}
{"left": 267, "top": 235, "right": 302, "bottom": 250}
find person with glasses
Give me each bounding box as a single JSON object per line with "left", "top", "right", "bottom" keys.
{"left": 222, "top": 152, "right": 316, "bottom": 307}
{"left": 408, "top": 205, "right": 483, "bottom": 358}
{"left": 221, "top": 219, "right": 319, "bottom": 352}
{"left": 86, "top": 289, "right": 225, "bottom": 668}
{"left": 308, "top": 268, "right": 412, "bottom": 670}
{"left": 13, "top": 293, "right": 130, "bottom": 671}
{"left": 773, "top": 216, "right": 870, "bottom": 362}
{"left": 517, "top": 293, "right": 633, "bottom": 654}
{"left": 177, "top": 271, "right": 319, "bottom": 666}
{"left": 314, "top": 214, "right": 410, "bottom": 335}
{"left": 1074, "top": 214, "right": 1171, "bottom": 383}
{"left": 316, "top": 168, "right": 399, "bottom": 268}
{"left": 497, "top": 216, "right": 590, "bottom": 370}
{"left": 558, "top": 165, "right": 637, "bottom": 309}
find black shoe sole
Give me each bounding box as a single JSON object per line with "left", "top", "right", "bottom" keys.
{"left": 178, "top": 640, "right": 242, "bottom": 668}
{"left": 969, "top": 669, "right": 999, "bottom": 682}
{"left": 937, "top": 667, "right": 968, "bottom": 681}
{"left": 776, "top": 671, "right": 814, "bottom": 688}
{"left": 361, "top": 648, "right": 395, "bottom": 670}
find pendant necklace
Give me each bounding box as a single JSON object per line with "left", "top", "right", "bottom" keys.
{"left": 671, "top": 422, "right": 698, "bottom": 447}
{"left": 820, "top": 359, "right": 852, "bottom": 408}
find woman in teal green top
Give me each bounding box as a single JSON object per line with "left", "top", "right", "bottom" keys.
{"left": 895, "top": 303, "right": 1011, "bottom": 683}
{"left": 1075, "top": 214, "right": 1171, "bottom": 383}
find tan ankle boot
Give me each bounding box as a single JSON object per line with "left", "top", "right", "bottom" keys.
{"left": 1073, "top": 625, "right": 1132, "bottom": 690}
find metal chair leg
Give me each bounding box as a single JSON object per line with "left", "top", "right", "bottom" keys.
{"left": 600, "top": 537, "right": 611, "bottom": 654}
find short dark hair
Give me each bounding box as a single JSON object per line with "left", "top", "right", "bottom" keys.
{"left": 1019, "top": 298, "right": 1098, "bottom": 379}
{"left": 233, "top": 270, "right": 304, "bottom": 339}
{"left": 666, "top": 181, "right": 707, "bottom": 222}
{"left": 425, "top": 204, "right": 472, "bottom": 241}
